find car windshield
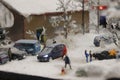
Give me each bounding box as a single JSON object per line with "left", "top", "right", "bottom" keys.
{"left": 0, "top": 52, "right": 7, "bottom": 58}
{"left": 41, "top": 47, "right": 53, "bottom": 55}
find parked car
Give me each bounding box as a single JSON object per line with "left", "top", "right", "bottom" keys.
{"left": 93, "top": 50, "right": 116, "bottom": 60}
{"left": 14, "top": 39, "right": 41, "bottom": 55}
{"left": 94, "top": 35, "right": 113, "bottom": 47}
{"left": 37, "top": 43, "right": 66, "bottom": 62}
{"left": 10, "top": 47, "right": 27, "bottom": 60}
{"left": 0, "top": 51, "right": 9, "bottom": 64}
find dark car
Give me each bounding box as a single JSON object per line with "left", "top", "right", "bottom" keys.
{"left": 93, "top": 50, "right": 116, "bottom": 60}
{"left": 37, "top": 43, "right": 66, "bottom": 62}
{"left": 10, "top": 47, "right": 27, "bottom": 60}
{"left": 0, "top": 51, "right": 9, "bottom": 64}
{"left": 14, "top": 39, "right": 41, "bottom": 55}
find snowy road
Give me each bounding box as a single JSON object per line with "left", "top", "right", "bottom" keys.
{"left": 0, "top": 29, "right": 120, "bottom": 80}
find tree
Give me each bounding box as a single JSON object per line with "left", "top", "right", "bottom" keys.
{"left": 56, "top": 0, "right": 73, "bottom": 39}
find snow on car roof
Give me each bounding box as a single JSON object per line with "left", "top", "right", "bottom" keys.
{"left": 15, "top": 39, "right": 39, "bottom": 44}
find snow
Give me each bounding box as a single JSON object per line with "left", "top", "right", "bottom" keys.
{"left": 0, "top": 3, "right": 14, "bottom": 28}
{"left": 3, "top": 0, "right": 83, "bottom": 17}
{"left": 0, "top": 28, "right": 120, "bottom": 80}
{"left": 0, "top": 0, "right": 120, "bottom": 80}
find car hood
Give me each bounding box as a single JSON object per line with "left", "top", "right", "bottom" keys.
{"left": 11, "top": 47, "right": 26, "bottom": 54}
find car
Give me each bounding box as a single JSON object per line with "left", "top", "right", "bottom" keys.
{"left": 0, "top": 51, "right": 9, "bottom": 64}
{"left": 14, "top": 39, "right": 41, "bottom": 55}
{"left": 10, "top": 47, "right": 27, "bottom": 60}
{"left": 93, "top": 35, "right": 113, "bottom": 47}
{"left": 93, "top": 50, "right": 116, "bottom": 60}
{"left": 37, "top": 43, "right": 67, "bottom": 62}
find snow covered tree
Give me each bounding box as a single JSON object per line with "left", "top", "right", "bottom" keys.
{"left": 56, "top": 0, "right": 73, "bottom": 39}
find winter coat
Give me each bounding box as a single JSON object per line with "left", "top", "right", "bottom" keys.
{"left": 64, "top": 56, "right": 70, "bottom": 64}
{"left": 8, "top": 48, "right": 12, "bottom": 60}
{"left": 63, "top": 46, "right": 67, "bottom": 56}
{"left": 85, "top": 51, "right": 89, "bottom": 58}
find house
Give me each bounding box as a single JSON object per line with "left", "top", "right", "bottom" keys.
{"left": 1, "top": 0, "right": 89, "bottom": 41}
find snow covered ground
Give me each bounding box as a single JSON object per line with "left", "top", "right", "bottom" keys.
{"left": 0, "top": 28, "right": 120, "bottom": 80}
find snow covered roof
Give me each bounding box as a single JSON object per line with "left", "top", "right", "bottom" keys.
{"left": 106, "top": 7, "right": 120, "bottom": 19}
{"left": 3, "top": 0, "right": 83, "bottom": 17}
{"left": 15, "top": 39, "right": 38, "bottom": 44}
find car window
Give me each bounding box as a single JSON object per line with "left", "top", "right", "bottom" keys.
{"left": 14, "top": 43, "right": 34, "bottom": 49}
{"left": 41, "top": 47, "right": 53, "bottom": 55}
{"left": 0, "top": 53, "right": 7, "bottom": 58}
{"left": 52, "top": 47, "right": 58, "bottom": 52}
{"left": 59, "top": 45, "right": 64, "bottom": 49}
{"left": 52, "top": 45, "right": 63, "bottom": 52}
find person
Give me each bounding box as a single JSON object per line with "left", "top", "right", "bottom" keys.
{"left": 116, "top": 51, "right": 120, "bottom": 61}
{"left": 84, "top": 50, "right": 89, "bottom": 63}
{"left": 8, "top": 48, "right": 12, "bottom": 61}
{"left": 64, "top": 55, "right": 72, "bottom": 69}
{"left": 61, "top": 67, "right": 66, "bottom": 75}
{"left": 36, "top": 26, "right": 46, "bottom": 42}
{"left": 89, "top": 50, "right": 92, "bottom": 62}
{"left": 113, "top": 35, "right": 118, "bottom": 46}
{"left": 53, "top": 39, "right": 56, "bottom": 44}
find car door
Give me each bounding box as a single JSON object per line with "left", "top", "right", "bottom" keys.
{"left": 51, "top": 46, "right": 57, "bottom": 59}
{"left": 58, "top": 44, "right": 64, "bottom": 57}
{"left": 55, "top": 45, "right": 63, "bottom": 57}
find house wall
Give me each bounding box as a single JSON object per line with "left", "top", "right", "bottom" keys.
{"left": 1, "top": 1, "right": 25, "bottom": 41}
{"left": 6, "top": 10, "right": 25, "bottom": 41}
{"left": 24, "top": 11, "right": 89, "bottom": 39}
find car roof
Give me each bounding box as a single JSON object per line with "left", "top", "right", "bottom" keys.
{"left": 0, "top": 51, "right": 7, "bottom": 54}
{"left": 15, "top": 39, "right": 39, "bottom": 44}
{"left": 47, "top": 43, "right": 65, "bottom": 48}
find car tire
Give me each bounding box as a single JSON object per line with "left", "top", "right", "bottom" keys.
{"left": 1, "top": 60, "right": 4, "bottom": 64}
{"left": 49, "top": 57, "right": 52, "bottom": 62}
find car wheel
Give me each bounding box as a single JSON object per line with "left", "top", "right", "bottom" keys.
{"left": 49, "top": 57, "right": 52, "bottom": 62}
{"left": 1, "top": 60, "right": 4, "bottom": 64}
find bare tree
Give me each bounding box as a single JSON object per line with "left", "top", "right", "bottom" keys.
{"left": 57, "top": 0, "right": 75, "bottom": 38}
{"left": 56, "top": 0, "right": 73, "bottom": 39}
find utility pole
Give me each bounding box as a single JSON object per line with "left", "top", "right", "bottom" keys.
{"left": 82, "top": 0, "right": 85, "bottom": 34}
{"left": 97, "top": 0, "right": 100, "bottom": 33}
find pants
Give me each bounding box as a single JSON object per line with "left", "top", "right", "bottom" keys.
{"left": 65, "top": 63, "right": 72, "bottom": 69}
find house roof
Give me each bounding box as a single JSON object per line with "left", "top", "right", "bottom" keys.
{"left": 15, "top": 39, "right": 38, "bottom": 44}
{"left": 3, "top": 0, "right": 83, "bottom": 17}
